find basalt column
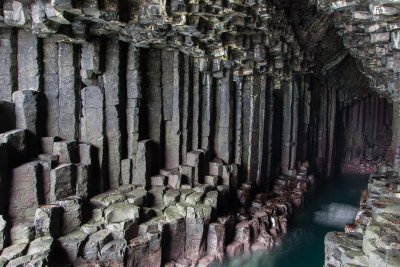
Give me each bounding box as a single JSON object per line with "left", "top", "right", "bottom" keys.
{"left": 338, "top": 96, "right": 393, "bottom": 174}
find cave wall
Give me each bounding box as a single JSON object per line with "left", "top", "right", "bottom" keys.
{"left": 339, "top": 95, "right": 393, "bottom": 173}
{"left": 0, "top": 28, "right": 313, "bottom": 193}
{"left": 0, "top": 1, "right": 319, "bottom": 262}
{"left": 307, "top": 56, "right": 395, "bottom": 176}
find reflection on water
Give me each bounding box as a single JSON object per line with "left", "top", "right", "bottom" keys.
{"left": 313, "top": 203, "right": 357, "bottom": 228}
{"left": 224, "top": 174, "right": 369, "bottom": 267}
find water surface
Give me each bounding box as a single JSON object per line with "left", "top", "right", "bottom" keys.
{"left": 224, "top": 174, "right": 369, "bottom": 267}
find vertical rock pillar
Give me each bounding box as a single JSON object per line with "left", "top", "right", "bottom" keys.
{"left": 162, "top": 50, "right": 181, "bottom": 169}
{"left": 142, "top": 49, "right": 163, "bottom": 171}
{"left": 81, "top": 86, "right": 105, "bottom": 194}
{"left": 43, "top": 39, "right": 59, "bottom": 137}
{"left": 391, "top": 101, "right": 400, "bottom": 173}
{"left": 126, "top": 45, "right": 141, "bottom": 160}
{"left": 12, "top": 90, "right": 40, "bottom": 156}
{"left": 0, "top": 28, "right": 17, "bottom": 102}
{"left": 103, "top": 40, "right": 123, "bottom": 189}
{"left": 58, "top": 42, "right": 80, "bottom": 140}
{"left": 17, "top": 30, "right": 40, "bottom": 92}
{"left": 215, "top": 68, "right": 233, "bottom": 164}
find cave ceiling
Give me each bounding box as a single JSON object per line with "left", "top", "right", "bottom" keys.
{"left": 1, "top": 1, "right": 400, "bottom": 98}
{"left": 281, "top": 0, "right": 400, "bottom": 99}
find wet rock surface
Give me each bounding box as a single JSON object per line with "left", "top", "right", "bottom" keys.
{"left": 324, "top": 167, "right": 400, "bottom": 267}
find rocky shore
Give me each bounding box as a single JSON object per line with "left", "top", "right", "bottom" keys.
{"left": 325, "top": 166, "right": 400, "bottom": 267}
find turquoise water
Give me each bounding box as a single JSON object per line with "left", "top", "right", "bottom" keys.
{"left": 224, "top": 174, "right": 369, "bottom": 267}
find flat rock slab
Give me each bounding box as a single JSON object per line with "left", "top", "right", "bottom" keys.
{"left": 104, "top": 203, "right": 140, "bottom": 223}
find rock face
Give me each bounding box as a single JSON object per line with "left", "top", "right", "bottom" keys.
{"left": 0, "top": 0, "right": 399, "bottom": 266}
{"left": 0, "top": 88, "right": 317, "bottom": 265}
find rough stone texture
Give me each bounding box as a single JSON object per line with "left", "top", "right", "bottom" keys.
{"left": 0, "top": 29, "right": 17, "bottom": 102}
{"left": 42, "top": 39, "right": 59, "bottom": 137}
{"left": 57, "top": 196, "right": 82, "bottom": 235}
{"left": 103, "top": 39, "right": 123, "bottom": 189}
{"left": 133, "top": 140, "right": 152, "bottom": 187}
{"left": 56, "top": 229, "right": 88, "bottom": 264}
{"left": 76, "top": 163, "right": 90, "bottom": 200}
{"left": 9, "top": 220, "right": 35, "bottom": 245}
{"left": 50, "top": 164, "right": 76, "bottom": 202}
{"left": 34, "top": 204, "right": 62, "bottom": 238}
{"left": 81, "top": 85, "right": 105, "bottom": 194}
{"left": 53, "top": 140, "right": 79, "bottom": 164}
{"left": 82, "top": 229, "right": 113, "bottom": 260}
{"left": 12, "top": 90, "right": 39, "bottom": 136}
{"left": 17, "top": 30, "right": 40, "bottom": 92}
{"left": 58, "top": 42, "right": 79, "bottom": 140}
{"left": 9, "top": 162, "right": 41, "bottom": 220}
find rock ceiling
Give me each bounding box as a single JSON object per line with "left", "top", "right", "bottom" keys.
{"left": 1, "top": 0, "right": 400, "bottom": 97}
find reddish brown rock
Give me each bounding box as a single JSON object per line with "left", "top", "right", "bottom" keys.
{"left": 207, "top": 222, "right": 225, "bottom": 255}
{"left": 226, "top": 241, "right": 244, "bottom": 257}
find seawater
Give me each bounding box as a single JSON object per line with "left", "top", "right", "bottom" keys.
{"left": 224, "top": 174, "right": 369, "bottom": 267}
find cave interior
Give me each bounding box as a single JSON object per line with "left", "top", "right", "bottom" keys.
{"left": 0, "top": 0, "right": 399, "bottom": 266}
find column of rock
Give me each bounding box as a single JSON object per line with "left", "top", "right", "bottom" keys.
{"left": 391, "top": 101, "right": 400, "bottom": 173}
{"left": 102, "top": 39, "right": 123, "bottom": 189}
{"left": 123, "top": 45, "right": 141, "bottom": 185}
{"left": 42, "top": 39, "right": 59, "bottom": 137}
{"left": 250, "top": 72, "right": 261, "bottom": 185}
{"left": 0, "top": 28, "right": 17, "bottom": 102}
{"left": 81, "top": 38, "right": 102, "bottom": 86}
{"left": 191, "top": 57, "right": 201, "bottom": 150}
{"left": 326, "top": 85, "right": 336, "bottom": 176}
{"left": 17, "top": 30, "right": 40, "bottom": 92}
{"left": 142, "top": 49, "right": 163, "bottom": 170}
{"left": 308, "top": 82, "right": 319, "bottom": 172}
{"left": 249, "top": 70, "right": 261, "bottom": 186}
{"left": 264, "top": 77, "right": 274, "bottom": 189}
{"left": 233, "top": 72, "right": 243, "bottom": 169}
{"left": 58, "top": 42, "right": 79, "bottom": 140}
{"left": 9, "top": 161, "right": 42, "bottom": 221}
{"left": 256, "top": 73, "right": 268, "bottom": 187}
{"left": 215, "top": 68, "right": 233, "bottom": 164}
{"left": 81, "top": 86, "right": 105, "bottom": 194}
{"left": 289, "top": 76, "right": 299, "bottom": 172}
{"left": 241, "top": 75, "right": 253, "bottom": 182}
{"left": 12, "top": 90, "right": 40, "bottom": 156}
{"left": 162, "top": 50, "right": 181, "bottom": 169}
{"left": 126, "top": 45, "right": 140, "bottom": 159}
{"left": 201, "top": 62, "right": 213, "bottom": 151}
{"left": 281, "top": 78, "right": 293, "bottom": 175}
{"left": 181, "top": 54, "right": 192, "bottom": 164}
{"left": 297, "top": 76, "right": 310, "bottom": 163}
{"left": 317, "top": 83, "right": 328, "bottom": 173}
